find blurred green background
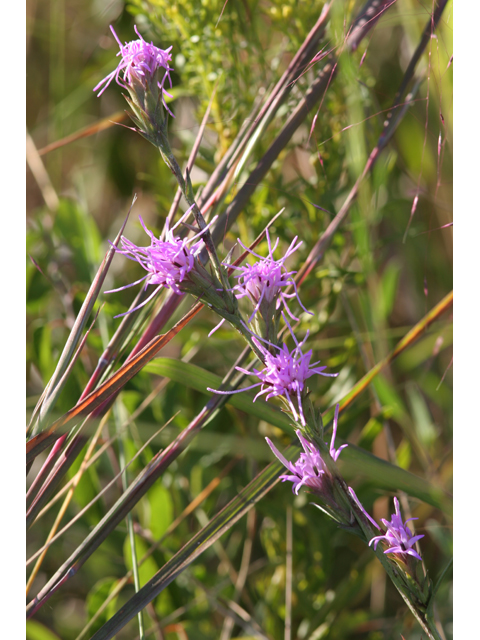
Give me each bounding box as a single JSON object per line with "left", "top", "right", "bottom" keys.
{"left": 27, "top": 1, "right": 452, "bottom": 639}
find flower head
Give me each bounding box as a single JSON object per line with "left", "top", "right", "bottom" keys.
{"left": 368, "top": 497, "right": 424, "bottom": 562}
{"left": 265, "top": 408, "right": 347, "bottom": 496}
{"left": 94, "top": 25, "right": 173, "bottom": 113}
{"left": 229, "top": 230, "right": 312, "bottom": 323}
{"left": 208, "top": 321, "right": 337, "bottom": 426}
{"left": 106, "top": 209, "right": 215, "bottom": 317}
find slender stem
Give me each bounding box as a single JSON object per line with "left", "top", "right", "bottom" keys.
{"left": 161, "top": 147, "right": 232, "bottom": 297}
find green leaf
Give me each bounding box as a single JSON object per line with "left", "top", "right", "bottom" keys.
{"left": 396, "top": 324, "right": 453, "bottom": 372}
{"left": 340, "top": 444, "right": 452, "bottom": 517}
{"left": 124, "top": 535, "right": 159, "bottom": 586}
{"left": 378, "top": 259, "right": 401, "bottom": 320}
{"left": 144, "top": 358, "right": 294, "bottom": 432}
{"left": 26, "top": 621, "right": 61, "bottom": 640}
{"left": 86, "top": 577, "right": 120, "bottom": 635}
{"left": 147, "top": 483, "right": 174, "bottom": 540}
{"left": 406, "top": 382, "right": 438, "bottom": 449}
{"left": 373, "top": 373, "right": 430, "bottom": 470}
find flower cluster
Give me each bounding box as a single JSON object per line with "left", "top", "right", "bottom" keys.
{"left": 229, "top": 230, "right": 311, "bottom": 323}
{"left": 112, "top": 211, "right": 335, "bottom": 424}
{"left": 265, "top": 404, "right": 347, "bottom": 495}
{"left": 94, "top": 25, "right": 173, "bottom": 114}
{"left": 208, "top": 321, "right": 337, "bottom": 426}
{"left": 106, "top": 209, "right": 216, "bottom": 316}
{"left": 369, "top": 497, "right": 424, "bottom": 562}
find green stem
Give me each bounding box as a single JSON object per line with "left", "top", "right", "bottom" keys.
{"left": 160, "top": 147, "right": 232, "bottom": 297}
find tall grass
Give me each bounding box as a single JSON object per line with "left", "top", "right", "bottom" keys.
{"left": 27, "top": 1, "right": 452, "bottom": 639}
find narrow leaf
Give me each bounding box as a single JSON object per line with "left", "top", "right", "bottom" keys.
{"left": 88, "top": 453, "right": 291, "bottom": 640}
{"left": 29, "top": 203, "right": 133, "bottom": 437}
{"left": 26, "top": 303, "right": 203, "bottom": 464}
{"left": 144, "top": 358, "right": 293, "bottom": 432}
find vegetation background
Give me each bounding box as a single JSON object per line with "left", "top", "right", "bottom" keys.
{"left": 26, "top": 1, "right": 453, "bottom": 639}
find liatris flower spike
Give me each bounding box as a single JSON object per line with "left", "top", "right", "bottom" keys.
{"left": 265, "top": 404, "right": 347, "bottom": 496}
{"left": 229, "top": 230, "right": 312, "bottom": 325}
{"left": 208, "top": 320, "right": 337, "bottom": 427}
{"left": 105, "top": 208, "right": 221, "bottom": 317}
{"left": 369, "top": 497, "right": 424, "bottom": 562}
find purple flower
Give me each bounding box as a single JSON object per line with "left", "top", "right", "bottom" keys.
{"left": 228, "top": 230, "right": 312, "bottom": 323}
{"left": 265, "top": 406, "right": 347, "bottom": 495}
{"left": 106, "top": 208, "right": 215, "bottom": 317}
{"left": 368, "top": 497, "right": 424, "bottom": 562}
{"left": 208, "top": 323, "right": 337, "bottom": 426}
{"left": 94, "top": 25, "right": 173, "bottom": 114}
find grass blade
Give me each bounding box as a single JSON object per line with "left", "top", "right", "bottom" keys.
{"left": 88, "top": 453, "right": 290, "bottom": 640}
{"left": 28, "top": 203, "right": 133, "bottom": 437}
{"left": 26, "top": 302, "right": 203, "bottom": 465}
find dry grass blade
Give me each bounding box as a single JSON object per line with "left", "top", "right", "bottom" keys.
{"left": 332, "top": 291, "right": 453, "bottom": 418}
{"left": 32, "top": 377, "right": 170, "bottom": 524}
{"left": 26, "top": 128, "right": 59, "bottom": 211}
{"left": 27, "top": 415, "right": 176, "bottom": 568}
{"left": 197, "top": 3, "right": 332, "bottom": 213}
{"left": 346, "top": 0, "right": 397, "bottom": 52}
{"left": 26, "top": 307, "right": 102, "bottom": 501}
{"left": 78, "top": 284, "right": 158, "bottom": 400}
{"left": 163, "top": 81, "right": 218, "bottom": 234}
{"left": 26, "top": 302, "right": 202, "bottom": 465}
{"left": 26, "top": 412, "right": 109, "bottom": 595}
{"left": 37, "top": 112, "right": 128, "bottom": 156}
{"left": 27, "top": 348, "right": 255, "bottom": 615}
{"left": 28, "top": 200, "right": 134, "bottom": 438}
{"left": 220, "top": 508, "right": 256, "bottom": 640}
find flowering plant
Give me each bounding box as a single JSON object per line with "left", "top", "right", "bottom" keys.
{"left": 369, "top": 496, "right": 425, "bottom": 562}
{"left": 264, "top": 405, "right": 351, "bottom": 518}
{"left": 105, "top": 209, "right": 220, "bottom": 316}
{"left": 94, "top": 24, "right": 177, "bottom": 155}
{"left": 208, "top": 319, "right": 337, "bottom": 427}
{"left": 229, "top": 230, "right": 311, "bottom": 324}
{"left": 94, "top": 25, "right": 173, "bottom": 113}
{"left": 97, "top": 48, "right": 439, "bottom": 622}
{"left": 26, "top": 11, "right": 452, "bottom": 640}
